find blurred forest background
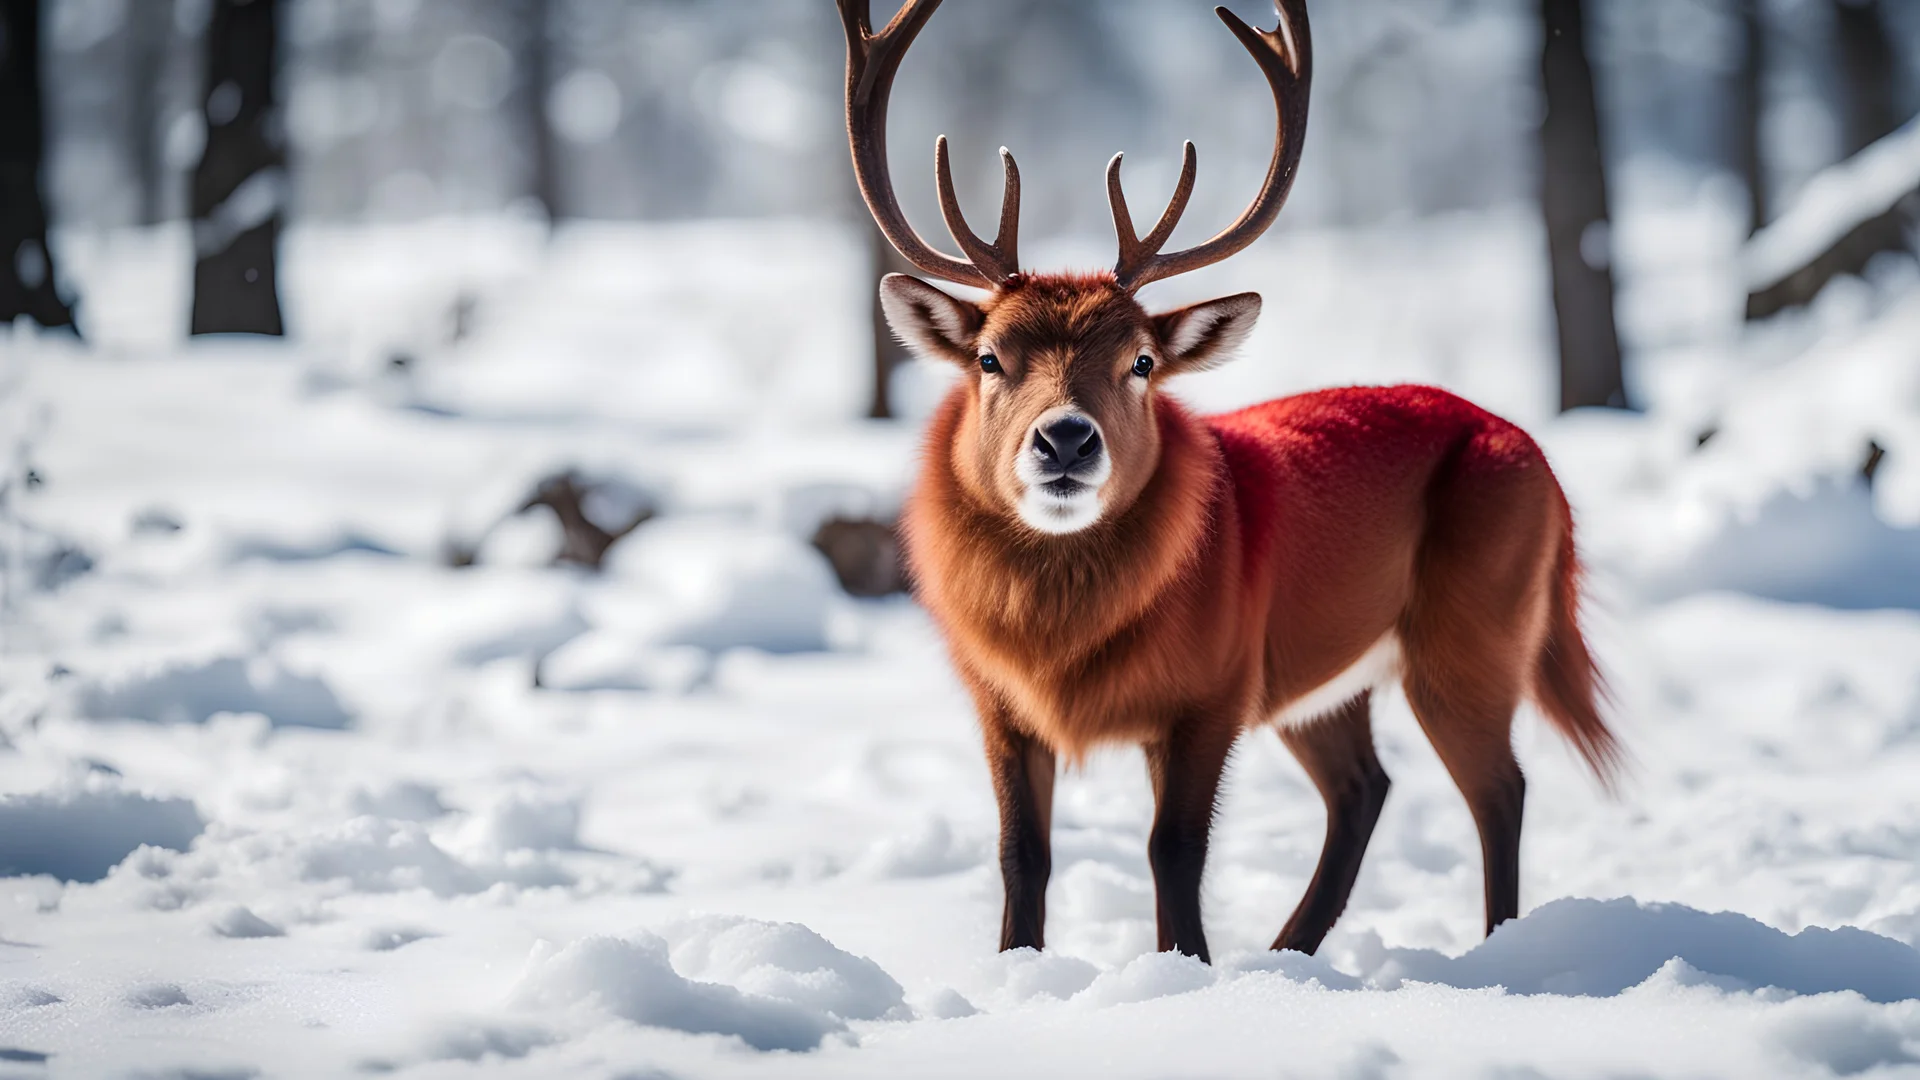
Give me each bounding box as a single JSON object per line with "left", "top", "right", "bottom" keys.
{"left": 4, "top": 0, "right": 1920, "bottom": 422}
{"left": 10, "top": 8, "right": 1920, "bottom": 1074}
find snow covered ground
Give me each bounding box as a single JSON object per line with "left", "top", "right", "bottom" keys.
{"left": 2, "top": 215, "right": 1919, "bottom": 1078}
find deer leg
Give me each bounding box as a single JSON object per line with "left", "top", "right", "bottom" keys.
{"left": 1144, "top": 720, "right": 1238, "bottom": 962}
{"left": 1271, "top": 693, "right": 1390, "bottom": 954}
{"left": 983, "top": 710, "right": 1056, "bottom": 952}
{"left": 1402, "top": 676, "right": 1527, "bottom": 936}
{"left": 1400, "top": 430, "right": 1553, "bottom": 936}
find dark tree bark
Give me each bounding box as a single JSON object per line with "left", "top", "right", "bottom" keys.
{"left": 0, "top": 0, "right": 78, "bottom": 330}
{"left": 128, "top": 0, "right": 172, "bottom": 226}
{"left": 1538, "top": 0, "right": 1627, "bottom": 411}
{"left": 866, "top": 222, "right": 913, "bottom": 419}
{"left": 811, "top": 515, "right": 908, "bottom": 597}
{"left": 521, "top": 472, "right": 651, "bottom": 570}
{"left": 518, "top": 0, "right": 559, "bottom": 222}
{"left": 1737, "top": 0, "right": 1769, "bottom": 236}
{"left": 190, "top": 0, "right": 284, "bottom": 336}
{"left": 1832, "top": 0, "right": 1901, "bottom": 158}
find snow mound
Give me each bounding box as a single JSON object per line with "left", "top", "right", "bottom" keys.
{"left": 0, "top": 786, "right": 204, "bottom": 882}
{"left": 854, "top": 815, "right": 984, "bottom": 879}
{"left": 662, "top": 915, "right": 907, "bottom": 1022}
{"left": 295, "top": 817, "right": 495, "bottom": 897}
{"left": 2, "top": 986, "right": 61, "bottom": 1009}
{"left": 210, "top": 905, "right": 284, "bottom": 939}
{"left": 126, "top": 982, "right": 192, "bottom": 1009}
{"left": 416, "top": 1018, "right": 554, "bottom": 1063}
{"left": 181, "top": 812, "right": 667, "bottom": 902}
{"left": 1767, "top": 994, "right": 1920, "bottom": 1075}
{"left": 1075, "top": 950, "right": 1217, "bottom": 1007}
{"left": 1362, "top": 897, "right": 1920, "bottom": 1002}
{"left": 362, "top": 926, "right": 436, "bottom": 952}
{"left": 446, "top": 595, "right": 589, "bottom": 667}
{"left": 964, "top": 948, "right": 1101, "bottom": 1008}
{"left": 512, "top": 932, "right": 845, "bottom": 1051}
{"left": 602, "top": 522, "right": 839, "bottom": 654}
{"left": 74, "top": 655, "right": 351, "bottom": 729}
{"left": 536, "top": 634, "right": 707, "bottom": 693}
{"left": 1672, "top": 290, "right": 1920, "bottom": 531}
{"left": 1651, "top": 480, "right": 1920, "bottom": 609}
{"left": 458, "top": 787, "right": 584, "bottom": 854}
{"left": 773, "top": 481, "right": 901, "bottom": 539}
{"left": 347, "top": 781, "right": 448, "bottom": 822}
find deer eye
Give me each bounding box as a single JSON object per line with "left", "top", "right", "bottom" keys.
{"left": 1132, "top": 355, "right": 1154, "bottom": 378}
{"left": 979, "top": 354, "right": 1002, "bottom": 375}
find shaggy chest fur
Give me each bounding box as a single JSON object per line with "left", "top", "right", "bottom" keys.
{"left": 902, "top": 394, "right": 1248, "bottom": 756}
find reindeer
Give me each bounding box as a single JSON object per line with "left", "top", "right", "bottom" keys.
{"left": 839, "top": 0, "right": 1619, "bottom": 961}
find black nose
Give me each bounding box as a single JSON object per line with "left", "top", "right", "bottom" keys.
{"left": 1032, "top": 414, "right": 1102, "bottom": 470}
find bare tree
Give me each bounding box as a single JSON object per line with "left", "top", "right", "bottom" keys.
{"left": 865, "top": 223, "right": 913, "bottom": 418}
{"left": 1832, "top": 0, "right": 1900, "bottom": 158}
{"left": 1736, "top": 0, "right": 1768, "bottom": 236}
{"left": 190, "top": 0, "right": 284, "bottom": 336}
{"left": 517, "top": 0, "right": 559, "bottom": 222}
{"left": 1537, "top": 0, "right": 1627, "bottom": 411}
{"left": 0, "top": 0, "right": 77, "bottom": 331}
{"left": 128, "top": 0, "right": 173, "bottom": 226}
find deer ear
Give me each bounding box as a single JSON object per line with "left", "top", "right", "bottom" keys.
{"left": 1153, "top": 292, "right": 1262, "bottom": 373}
{"left": 879, "top": 274, "right": 983, "bottom": 365}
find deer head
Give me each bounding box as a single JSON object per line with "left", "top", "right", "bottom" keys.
{"left": 841, "top": 0, "right": 1311, "bottom": 535}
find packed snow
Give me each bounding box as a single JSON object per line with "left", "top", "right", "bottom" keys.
{"left": 1, "top": 216, "right": 1918, "bottom": 1077}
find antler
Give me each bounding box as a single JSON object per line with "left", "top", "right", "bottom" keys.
{"left": 1109, "top": 1, "right": 1312, "bottom": 293}
{"left": 839, "top": 0, "right": 1022, "bottom": 289}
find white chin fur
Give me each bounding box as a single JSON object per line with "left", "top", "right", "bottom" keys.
{"left": 1012, "top": 410, "right": 1111, "bottom": 535}
{"left": 1017, "top": 486, "right": 1105, "bottom": 534}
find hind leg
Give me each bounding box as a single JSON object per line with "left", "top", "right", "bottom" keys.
{"left": 1402, "top": 427, "right": 1557, "bottom": 935}
{"left": 1271, "top": 693, "right": 1390, "bottom": 954}
{"left": 1403, "top": 679, "right": 1526, "bottom": 934}
{"left": 1401, "top": 572, "right": 1537, "bottom": 935}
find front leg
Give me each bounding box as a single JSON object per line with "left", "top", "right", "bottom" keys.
{"left": 1144, "top": 718, "right": 1239, "bottom": 962}
{"left": 979, "top": 698, "right": 1056, "bottom": 951}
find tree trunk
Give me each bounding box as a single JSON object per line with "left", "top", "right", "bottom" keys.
{"left": 0, "top": 0, "right": 78, "bottom": 331}
{"left": 1737, "top": 0, "right": 1768, "bottom": 236}
{"left": 128, "top": 0, "right": 171, "bottom": 226}
{"left": 190, "top": 0, "right": 284, "bottom": 336}
{"left": 1832, "top": 0, "right": 1900, "bottom": 159}
{"left": 1537, "top": 0, "right": 1626, "bottom": 411}
{"left": 519, "top": 0, "right": 558, "bottom": 223}
{"left": 866, "top": 221, "right": 913, "bottom": 419}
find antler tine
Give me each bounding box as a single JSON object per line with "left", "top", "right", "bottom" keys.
{"left": 993, "top": 146, "right": 1022, "bottom": 269}
{"left": 1114, "top": 1, "right": 1313, "bottom": 292}
{"left": 839, "top": 0, "right": 1012, "bottom": 289}
{"left": 935, "top": 137, "right": 1021, "bottom": 282}
{"left": 1108, "top": 141, "right": 1198, "bottom": 285}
